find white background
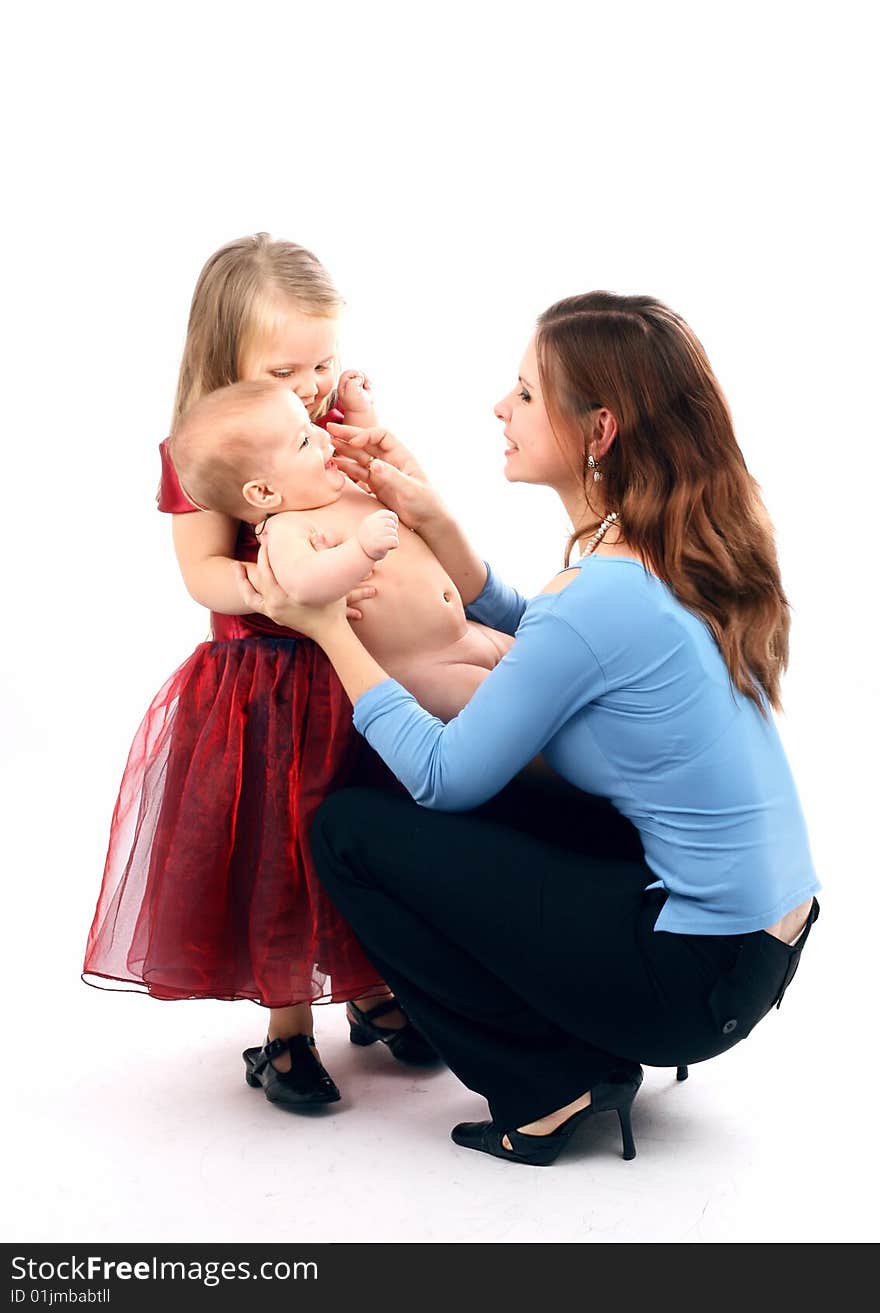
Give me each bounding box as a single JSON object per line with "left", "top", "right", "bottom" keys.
{"left": 2, "top": 0, "right": 877, "bottom": 1243}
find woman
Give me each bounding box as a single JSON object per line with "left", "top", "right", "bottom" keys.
{"left": 245, "top": 292, "right": 820, "bottom": 1165}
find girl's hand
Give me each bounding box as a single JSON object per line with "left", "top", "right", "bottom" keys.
{"left": 239, "top": 545, "right": 350, "bottom": 637}
{"left": 345, "top": 581, "right": 377, "bottom": 622}
{"left": 336, "top": 370, "right": 376, "bottom": 423}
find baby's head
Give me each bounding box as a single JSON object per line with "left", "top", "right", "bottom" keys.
{"left": 170, "top": 381, "right": 348, "bottom": 523}
{"left": 173, "top": 232, "right": 344, "bottom": 425}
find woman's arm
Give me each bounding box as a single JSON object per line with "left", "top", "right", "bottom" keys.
{"left": 408, "top": 500, "right": 488, "bottom": 607}
{"left": 245, "top": 547, "right": 605, "bottom": 811}
{"left": 327, "top": 422, "right": 489, "bottom": 605}
{"left": 328, "top": 607, "right": 604, "bottom": 809}
{"left": 333, "top": 436, "right": 528, "bottom": 631}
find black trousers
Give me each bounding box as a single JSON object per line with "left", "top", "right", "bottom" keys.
{"left": 310, "top": 781, "right": 818, "bottom": 1128}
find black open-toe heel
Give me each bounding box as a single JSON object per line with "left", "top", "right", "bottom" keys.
{"left": 451, "top": 1068, "right": 643, "bottom": 1166}
{"left": 346, "top": 998, "right": 439, "bottom": 1066}
{"left": 242, "top": 1035, "right": 341, "bottom": 1109}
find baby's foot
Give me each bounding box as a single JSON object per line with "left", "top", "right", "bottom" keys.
{"left": 357, "top": 509, "right": 399, "bottom": 561}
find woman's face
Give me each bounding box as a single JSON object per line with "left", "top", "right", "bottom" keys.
{"left": 494, "top": 337, "right": 578, "bottom": 493}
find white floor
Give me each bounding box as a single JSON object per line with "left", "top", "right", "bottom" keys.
{"left": 3, "top": 0, "right": 878, "bottom": 1247}
{"left": 3, "top": 924, "right": 873, "bottom": 1244}
{"left": 3, "top": 624, "right": 876, "bottom": 1245}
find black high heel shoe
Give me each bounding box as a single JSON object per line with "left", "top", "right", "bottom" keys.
{"left": 451, "top": 1068, "right": 643, "bottom": 1166}
{"left": 242, "top": 1035, "right": 341, "bottom": 1109}
{"left": 346, "top": 998, "right": 439, "bottom": 1066}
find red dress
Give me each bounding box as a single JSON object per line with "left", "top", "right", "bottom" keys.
{"left": 83, "top": 419, "right": 384, "bottom": 1007}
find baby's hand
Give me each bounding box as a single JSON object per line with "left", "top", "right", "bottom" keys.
{"left": 336, "top": 369, "right": 377, "bottom": 423}
{"left": 357, "top": 509, "right": 399, "bottom": 561}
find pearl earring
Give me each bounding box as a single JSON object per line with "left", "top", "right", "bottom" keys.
{"left": 587, "top": 453, "right": 602, "bottom": 482}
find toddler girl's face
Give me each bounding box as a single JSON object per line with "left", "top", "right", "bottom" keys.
{"left": 243, "top": 305, "right": 339, "bottom": 419}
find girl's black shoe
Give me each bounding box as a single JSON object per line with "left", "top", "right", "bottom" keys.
{"left": 451, "top": 1068, "right": 643, "bottom": 1165}
{"left": 242, "top": 1035, "right": 341, "bottom": 1109}
{"left": 346, "top": 997, "right": 440, "bottom": 1065}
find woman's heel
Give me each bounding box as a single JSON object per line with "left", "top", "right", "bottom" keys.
{"left": 590, "top": 1067, "right": 643, "bottom": 1161}
{"left": 617, "top": 1101, "right": 637, "bottom": 1160}
{"left": 451, "top": 1067, "right": 644, "bottom": 1166}
{"left": 348, "top": 1018, "right": 377, "bottom": 1047}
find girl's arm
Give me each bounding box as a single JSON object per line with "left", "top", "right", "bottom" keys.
{"left": 171, "top": 509, "right": 380, "bottom": 618}
{"left": 172, "top": 510, "right": 255, "bottom": 615}
{"left": 263, "top": 509, "right": 399, "bottom": 605}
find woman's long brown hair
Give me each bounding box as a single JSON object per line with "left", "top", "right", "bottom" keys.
{"left": 536, "top": 293, "right": 790, "bottom": 712}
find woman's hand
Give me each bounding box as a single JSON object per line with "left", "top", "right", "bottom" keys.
{"left": 236, "top": 557, "right": 375, "bottom": 621}
{"left": 326, "top": 422, "right": 429, "bottom": 482}
{"left": 327, "top": 422, "right": 448, "bottom": 532}
{"left": 237, "top": 545, "right": 351, "bottom": 640}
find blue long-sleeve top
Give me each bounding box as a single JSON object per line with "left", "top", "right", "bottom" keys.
{"left": 353, "top": 557, "right": 820, "bottom": 934}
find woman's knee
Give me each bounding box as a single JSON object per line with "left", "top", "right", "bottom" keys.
{"left": 311, "top": 787, "right": 410, "bottom": 892}
{"left": 312, "top": 788, "right": 374, "bottom": 871}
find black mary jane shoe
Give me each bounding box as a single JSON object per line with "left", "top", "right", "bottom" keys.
{"left": 242, "top": 1035, "right": 341, "bottom": 1109}
{"left": 346, "top": 997, "right": 440, "bottom": 1066}
{"left": 451, "top": 1068, "right": 644, "bottom": 1166}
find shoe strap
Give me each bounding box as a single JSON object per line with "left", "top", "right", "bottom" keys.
{"left": 355, "top": 997, "right": 402, "bottom": 1023}
{"left": 260, "top": 1035, "right": 316, "bottom": 1067}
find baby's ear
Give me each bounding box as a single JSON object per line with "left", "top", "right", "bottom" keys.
{"left": 242, "top": 479, "right": 283, "bottom": 511}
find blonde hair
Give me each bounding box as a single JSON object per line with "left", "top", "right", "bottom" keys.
{"left": 169, "top": 381, "right": 288, "bottom": 522}
{"left": 172, "top": 233, "right": 344, "bottom": 425}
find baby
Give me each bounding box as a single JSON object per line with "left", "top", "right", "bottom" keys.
{"left": 170, "top": 381, "right": 513, "bottom": 720}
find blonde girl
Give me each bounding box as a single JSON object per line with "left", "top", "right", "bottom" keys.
{"left": 84, "top": 234, "right": 435, "bottom": 1110}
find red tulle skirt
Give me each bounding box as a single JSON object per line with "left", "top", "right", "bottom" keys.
{"left": 83, "top": 636, "right": 384, "bottom": 1007}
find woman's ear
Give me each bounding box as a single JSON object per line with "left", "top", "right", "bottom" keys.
{"left": 590, "top": 409, "right": 619, "bottom": 462}
{"left": 242, "top": 480, "right": 283, "bottom": 512}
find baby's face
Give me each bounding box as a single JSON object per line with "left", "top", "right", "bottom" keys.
{"left": 263, "top": 391, "right": 348, "bottom": 510}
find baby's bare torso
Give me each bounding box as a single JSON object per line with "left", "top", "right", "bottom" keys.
{"left": 297, "top": 485, "right": 512, "bottom": 720}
